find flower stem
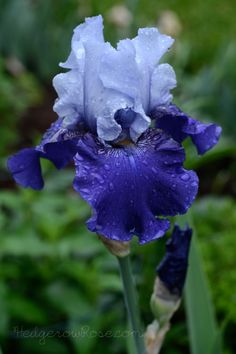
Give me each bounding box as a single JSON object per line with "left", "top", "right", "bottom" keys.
{"left": 117, "top": 255, "right": 145, "bottom": 354}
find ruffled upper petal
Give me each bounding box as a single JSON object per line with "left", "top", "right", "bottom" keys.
{"left": 153, "top": 104, "right": 222, "bottom": 155}
{"left": 99, "top": 39, "right": 151, "bottom": 141}
{"left": 60, "top": 15, "right": 104, "bottom": 69}
{"left": 82, "top": 40, "right": 132, "bottom": 140}
{"left": 132, "top": 28, "right": 174, "bottom": 111}
{"left": 73, "top": 128, "right": 198, "bottom": 244}
{"left": 54, "top": 16, "right": 176, "bottom": 143}
{"left": 150, "top": 64, "right": 176, "bottom": 109}
{"left": 53, "top": 70, "right": 84, "bottom": 124}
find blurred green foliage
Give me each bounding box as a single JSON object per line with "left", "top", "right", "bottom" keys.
{"left": 0, "top": 57, "right": 42, "bottom": 156}
{"left": 0, "top": 0, "right": 235, "bottom": 353}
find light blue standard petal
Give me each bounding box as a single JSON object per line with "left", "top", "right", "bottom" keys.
{"left": 150, "top": 64, "right": 176, "bottom": 110}
{"left": 54, "top": 16, "right": 177, "bottom": 143}
{"left": 60, "top": 15, "right": 104, "bottom": 70}
{"left": 83, "top": 40, "right": 132, "bottom": 141}
{"left": 53, "top": 70, "right": 84, "bottom": 124}
{"left": 132, "top": 28, "right": 174, "bottom": 111}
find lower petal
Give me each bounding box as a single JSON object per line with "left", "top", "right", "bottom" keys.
{"left": 73, "top": 129, "right": 198, "bottom": 244}
{"left": 7, "top": 148, "right": 44, "bottom": 190}
{"left": 8, "top": 138, "right": 80, "bottom": 190}
{"left": 153, "top": 104, "right": 222, "bottom": 155}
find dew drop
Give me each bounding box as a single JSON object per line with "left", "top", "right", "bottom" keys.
{"left": 75, "top": 155, "right": 84, "bottom": 162}
{"left": 180, "top": 173, "right": 190, "bottom": 181}
{"left": 82, "top": 188, "right": 90, "bottom": 194}
{"left": 109, "top": 182, "right": 114, "bottom": 191}
{"left": 191, "top": 181, "right": 198, "bottom": 187}
{"left": 104, "top": 164, "right": 110, "bottom": 171}
{"left": 142, "top": 160, "right": 148, "bottom": 166}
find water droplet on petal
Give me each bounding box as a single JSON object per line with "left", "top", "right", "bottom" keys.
{"left": 109, "top": 182, "right": 114, "bottom": 191}
{"left": 104, "top": 164, "right": 110, "bottom": 171}
{"left": 191, "top": 181, "right": 198, "bottom": 187}
{"left": 76, "top": 155, "right": 84, "bottom": 162}
{"left": 82, "top": 188, "right": 90, "bottom": 194}
{"left": 180, "top": 173, "right": 190, "bottom": 181}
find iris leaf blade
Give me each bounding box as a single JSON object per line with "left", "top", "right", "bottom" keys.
{"left": 184, "top": 235, "right": 222, "bottom": 354}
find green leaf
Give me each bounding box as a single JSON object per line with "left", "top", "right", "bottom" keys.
{"left": 184, "top": 235, "right": 222, "bottom": 354}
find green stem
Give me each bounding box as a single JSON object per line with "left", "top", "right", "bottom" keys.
{"left": 118, "top": 255, "right": 145, "bottom": 354}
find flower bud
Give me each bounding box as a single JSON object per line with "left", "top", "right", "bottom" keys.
{"left": 150, "top": 277, "right": 181, "bottom": 326}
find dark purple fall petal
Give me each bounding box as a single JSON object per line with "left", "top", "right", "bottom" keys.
{"left": 157, "top": 224, "right": 192, "bottom": 295}
{"left": 73, "top": 129, "right": 198, "bottom": 244}
{"left": 7, "top": 118, "right": 82, "bottom": 190}
{"left": 7, "top": 148, "right": 44, "bottom": 190}
{"left": 152, "top": 104, "right": 222, "bottom": 155}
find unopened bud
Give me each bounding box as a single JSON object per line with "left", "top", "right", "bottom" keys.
{"left": 150, "top": 277, "right": 181, "bottom": 326}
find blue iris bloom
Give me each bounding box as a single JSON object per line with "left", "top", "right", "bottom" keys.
{"left": 7, "top": 15, "right": 221, "bottom": 244}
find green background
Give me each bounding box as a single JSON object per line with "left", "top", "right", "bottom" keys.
{"left": 0, "top": 0, "right": 236, "bottom": 353}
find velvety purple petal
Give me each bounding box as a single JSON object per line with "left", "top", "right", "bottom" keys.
{"left": 7, "top": 148, "right": 44, "bottom": 190}
{"left": 42, "top": 139, "right": 80, "bottom": 169}
{"left": 8, "top": 119, "right": 82, "bottom": 190}
{"left": 73, "top": 129, "right": 198, "bottom": 244}
{"left": 38, "top": 118, "right": 82, "bottom": 169}
{"left": 157, "top": 224, "right": 192, "bottom": 295}
{"left": 153, "top": 104, "right": 222, "bottom": 155}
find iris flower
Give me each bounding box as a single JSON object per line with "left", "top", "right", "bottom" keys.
{"left": 7, "top": 15, "right": 221, "bottom": 244}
